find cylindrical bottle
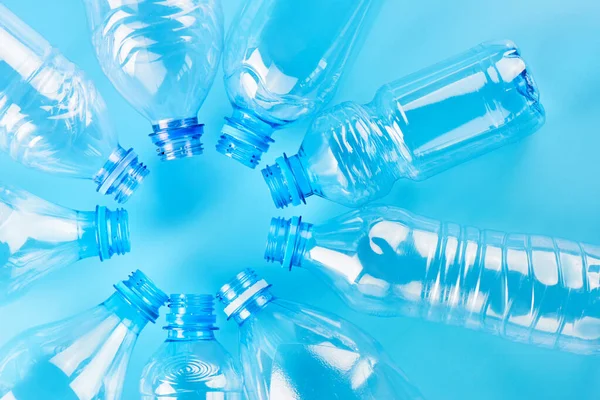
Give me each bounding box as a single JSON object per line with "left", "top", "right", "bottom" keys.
{"left": 0, "top": 270, "right": 167, "bottom": 400}
{"left": 217, "top": 0, "right": 381, "bottom": 168}
{"left": 0, "top": 4, "right": 148, "bottom": 203}
{"left": 216, "top": 269, "right": 424, "bottom": 400}
{"left": 140, "top": 294, "right": 243, "bottom": 399}
{"left": 0, "top": 184, "right": 131, "bottom": 306}
{"left": 262, "top": 41, "right": 546, "bottom": 208}
{"left": 266, "top": 207, "right": 600, "bottom": 354}
{"left": 83, "top": 0, "right": 224, "bottom": 161}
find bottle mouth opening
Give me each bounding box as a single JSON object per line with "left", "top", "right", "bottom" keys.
{"left": 150, "top": 117, "right": 204, "bottom": 161}
{"left": 95, "top": 147, "right": 149, "bottom": 204}
{"left": 216, "top": 117, "right": 275, "bottom": 169}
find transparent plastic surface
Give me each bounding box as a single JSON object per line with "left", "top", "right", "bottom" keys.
{"left": 84, "top": 0, "right": 224, "bottom": 160}
{"left": 262, "top": 40, "right": 546, "bottom": 208}
{"left": 140, "top": 295, "right": 243, "bottom": 399}
{"left": 0, "top": 4, "right": 148, "bottom": 202}
{"left": 266, "top": 207, "right": 600, "bottom": 354}
{"left": 218, "top": 0, "right": 381, "bottom": 168}
{"left": 217, "top": 270, "right": 423, "bottom": 400}
{"left": 0, "top": 271, "right": 167, "bottom": 400}
{"left": 0, "top": 184, "right": 130, "bottom": 306}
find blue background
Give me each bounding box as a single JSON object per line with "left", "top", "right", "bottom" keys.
{"left": 1, "top": 0, "right": 599, "bottom": 398}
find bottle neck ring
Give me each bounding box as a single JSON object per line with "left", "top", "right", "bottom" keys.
{"left": 95, "top": 146, "right": 149, "bottom": 204}
{"left": 265, "top": 216, "right": 313, "bottom": 270}
{"left": 261, "top": 153, "right": 313, "bottom": 209}
{"left": 113, "top": 270, "right": 167, "bottom": 323}
{"left": 217, "top": 109, "right": 276, "bottom": 169}
{"left": 95, "top": 206, "right": 130, "bottom": 261}
{"left": 217, "top": 269, "right": 274, "bottom": 325}
{"left": 150, "top": 117, "right": 204, "bottom": 161}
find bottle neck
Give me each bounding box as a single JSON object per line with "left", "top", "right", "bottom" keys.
{"left": 261, "top": 153, "right": 314, "bottom": 209}
{"left": 164, "top": 294, "right": 218, "bottom": 341}
{"left": 150, "top": 117, "right": 205, "bottom": 161}
{"left": 111, "top": 270, "right": 168, "bottom": 327}
{"left": 77, "top": 206, "right": 130, "bottom": 261}
{"left": 217, "top": 108, "right": 276, "bottom": 169}
{"left": 103, "top": 292, "right": 152, "bottom": 333}
{"left": 217, "top": 270, "right": 275, "bottom": 325}
{"left": 265, "top": 216, "right": 313, "bottom": 270}
{"left": 94, "top": 145, "right": 149, "bottom": 204}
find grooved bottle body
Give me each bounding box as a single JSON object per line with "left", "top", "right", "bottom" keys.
{"left": 0, "top": 4, "right": 115, "bottom": 177}
{"left": 0, "top": 184, "right": 130, "bottom": 306}
{"left": 0, "top": 5, "right": 148, "bottom": 202}
{"left": 218, "top": 0, "right": 380, "bottom": 167}
{"left": 84, "top": 0, "right": 224, "bottom": 160}
{"left": 263, "top": 41, "right": 546, "bottom": 208}
{"left": 270, "top": 207, "right": 600, "bottom": 354}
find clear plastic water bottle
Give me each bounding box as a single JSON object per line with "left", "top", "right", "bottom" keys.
{"left": 0, "top": 184, "right": 130, "bottom": 306}
{"left": 0, "top": 4, "right": 148, "bottom": 203}
{"left": 140, "top": 294, "right": 243, "bottom": 399}
{"left": 217, "top": 0, "right": 381, "bottom": 168}
{"left": 216, "top": 269, "right": 424, "bottom": 400}
{"left": 262, "top": 41, "right": 546, "bottom": 208}
{"left": 83, "top": 0, "right": 224, "bottom": 161}
{"left": 266, "top": 207, "right": 600, "bottom": 354}
{"left": 0, "top": 270, "right": 167, "bottom": 400}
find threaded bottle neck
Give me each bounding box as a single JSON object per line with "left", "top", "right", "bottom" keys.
{"left": 217, "top": 108, "right": 275, "bottom": 169}
{"left": 150, "top": 117, "right": 204, "bottom": 161}
{"left": 216, "top": 269, "right": 274, "bottom": 325}
{"left": 113, "top": 270, "right": 168, "bottom": 324}
{"left": 94, "top": 145, "right": 149, "bottom": 204}
{"left": 261, "top": 153, "right": 313, "bottom": 209}
{"left": 94, "top": 206, "right": 130, "bottom": 261}
{"left": 165, "top": 294, "right": 218, "bottom": 340}
{"left": 265, "top": 216, "right": 313, "bottom": 270}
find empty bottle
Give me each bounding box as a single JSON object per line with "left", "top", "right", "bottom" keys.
{"left": 83, "top": 0, "right": 224, "bottom": 161}
{"left": 0, "top": 4, "right": 148, "bottom": 203}
{"left": 216, "top": 269, "right": 424, "bottom": 399}
{"left": 0, "top": 184, "right": 130, "bottom": 306}
{"left": 0, "top": 270, "right": 167, "bottom": 400}
{"left": 217, "top": 0, "right": 381, "bottom": 168}
{"left": 266, "top": 207, "right": 600, "bottom": 354}
{"left": 140, "top": 294, "right": 243, "bottom": 399}
{"left": 262, "top": 41, "right": 546, "bottom": 208}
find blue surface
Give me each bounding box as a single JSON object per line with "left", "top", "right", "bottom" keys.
{"left": 0, "top": 0, "right": 599, "bottom": 399}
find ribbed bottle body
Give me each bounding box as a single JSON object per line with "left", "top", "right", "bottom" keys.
{"left": 304, "top": 206, "right": 599, "bottom": 353}
{"left": 295, "top": 41, "right": 545, "bottom": 207}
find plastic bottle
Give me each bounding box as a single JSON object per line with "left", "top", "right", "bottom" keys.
{"left": 140, "top": 294, "right": 243, "bottom": 399}
{"left": 0, "top": 270, "right": 167, "bottom": 400}
{"left": 0, "top": 4, "right": 148, "bottom": 203}
{"left": 0, "top": 184, "right": 130, "bottom": 306}
{"left": 217, "top": 0, "right": 381, "bottom": 168}
{"left": 83, "top": 0, "right": 224, "bottom": 161}
{"left": 262, "top": 41, "right": 546, "bottom": 208}
{"left": 265, "top": 207, "right": 600, "bottom": 354}
{"left": 216, "top": 269, "right": 424, "bottom": 400}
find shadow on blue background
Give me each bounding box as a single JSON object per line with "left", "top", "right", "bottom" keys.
{"left": 1, "top": 0, "right": 600, "bottom": 399}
